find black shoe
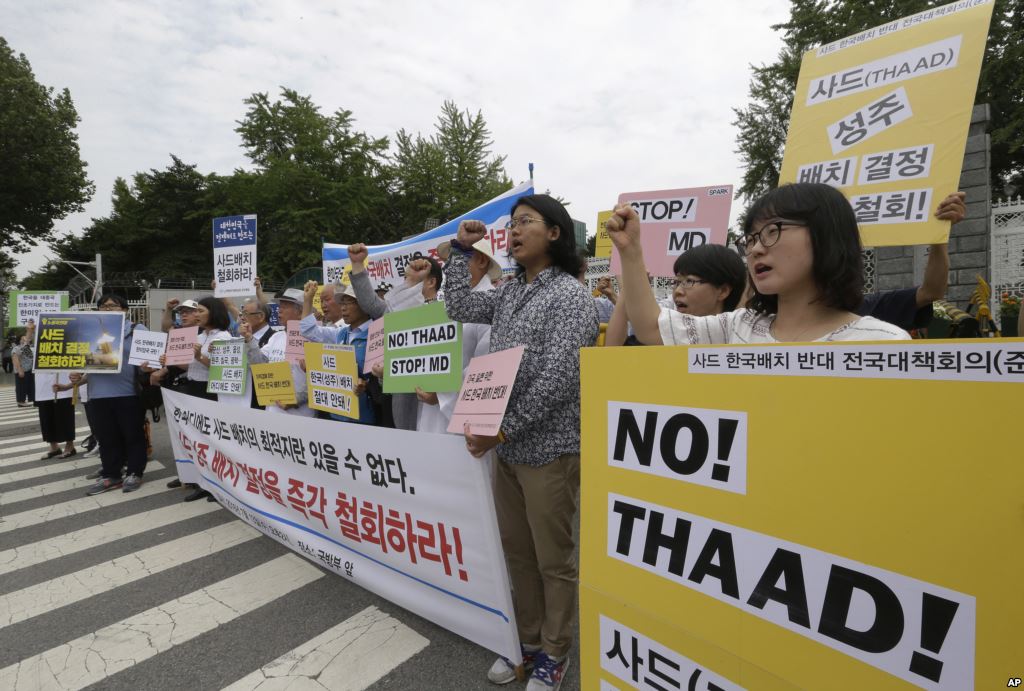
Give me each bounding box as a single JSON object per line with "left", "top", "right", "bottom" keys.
{"left": 206, "top": 494, "right": 218, "bottom": 502}
{"left": 166, "top": 478, "right": 182, "bottom": 489}
{"left": 183, "top": 488, "right": 211, "bottom": 502}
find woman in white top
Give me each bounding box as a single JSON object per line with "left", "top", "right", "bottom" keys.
{"left": 182, "top": 296, "right": 234, "bottom": 399}
{"left": 609, "top": 183, "right": 935, "bottom": 345}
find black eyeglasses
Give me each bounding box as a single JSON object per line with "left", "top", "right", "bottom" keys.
{"left": 670, "top": 278, "right": 709, "bottom": 290}
{"left": 735, "top": 220, "right": 806, "bottom": 255}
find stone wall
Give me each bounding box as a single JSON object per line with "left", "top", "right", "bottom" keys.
{"left": 871, "top": 103, "right": 991, "bottom": 306}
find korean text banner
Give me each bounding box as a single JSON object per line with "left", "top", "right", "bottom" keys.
{"left": 322, "top": 181, "right": 534, "bottom": 288}
{"left": 304, "top": 342, "right": 360, "bottom": 419}
{"left": 7, "top": 291, "right": 70, "bottom": 327}
{"left": 33, "top": 312, "right": 126, "bottom": 373}
{"left": 778, "top": 0, "right": 994, "bottom": 247}
{"left": 163, "top": 390, "right": 520, "bottom": 664}
{"left": 382, "top": 301, "right": 462, "bottom": 394}
{"left": 579, "top": 340, "right": 1022, "bottom": 691}
{"left": 611, "top": 185, "right": 734, "bottom": 277}
{"left": 213, "top": 214, "right": 257, "bottom": 297}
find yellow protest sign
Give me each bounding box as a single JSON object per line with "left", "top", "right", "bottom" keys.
{"left": 580, "top": 340, "right": 1023, "bottom": 691}
{"left": 304, "top": 342, "right": 360, "bottom": 419}
{"left": 312, "top": 285, "right": 324, "bottom": 315}
{"left": 595, "top": 210, "right": 614, "bottom": 258}
{"left": 778, "top": 1, "right": 994, "bottom": 247}
{"left": 251, "top": 361, "right": 296, "bottom": 407}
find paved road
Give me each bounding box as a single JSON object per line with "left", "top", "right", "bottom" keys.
{"left": 0, "top": 386, "right": 581, "bottom": 690}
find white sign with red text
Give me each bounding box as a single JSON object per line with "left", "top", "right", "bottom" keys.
{"left": 164, "top": 389, "right": 520, "bottom": 664}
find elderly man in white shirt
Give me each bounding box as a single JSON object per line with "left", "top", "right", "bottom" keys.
{"left": 239, "top": 289, "right": 314, "bottom": 417}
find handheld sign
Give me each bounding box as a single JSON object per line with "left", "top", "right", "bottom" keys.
{"left": 251, "top": 361, "right": 296, "bottom": 406}
{"left": 212, "top": 215, "right": 257, "bottom": 297}
{"left": 447, "top": 346, "right": 525, "bottom": 435}
{"left": 594, "top": 210, "right": 613, "bottom": 258}
{"left": 165, "top": 326, "right": 199, "bottom": 366}
{"left": 363, "top": 317, "right": 385, "bottom": 374}
{"left": 206, "top": 338, "right": 247, "bottom": 395}
{"left": 611, "top": 185, "right": 734, "bottom": 277}
{"left": 8, "top": 291, "right": 69, "bottom": 327}
{"left": 383, "top": 302, "right": 462, "bottom": 394}
{"left": 128, "top": 330, "right": 168, "bottom": 368}
{"left": 33, "top": 312, "right": 125, "bottom": 373}
{"left": 285, "top": 320, "right": 305, "bottom": 364}
{"left": 305, "top": 342, "right": 360, "bottom": 419}
{"left": 778, "top": 0, "right": 995, "bottom": 246}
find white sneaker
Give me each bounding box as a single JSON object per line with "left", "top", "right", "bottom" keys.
{"left": 487, "top": 645, "right": 539, "bottom": 685}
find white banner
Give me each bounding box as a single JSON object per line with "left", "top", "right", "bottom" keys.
{"left": 323, "top": 182, "right": 534, "bottom": 289}
{"left": 163, "top": 390, "right": 520, "bottom": 663}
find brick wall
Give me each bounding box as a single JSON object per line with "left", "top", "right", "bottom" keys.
{"left": 871, "top": 104, "right": 991, "bottom": 306}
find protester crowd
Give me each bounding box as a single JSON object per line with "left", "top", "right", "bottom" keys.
{"left": 7, "top": 184, "right": 970, "bottom": 691}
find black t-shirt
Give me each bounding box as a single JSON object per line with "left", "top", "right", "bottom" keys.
{"left": 858, "top": 288, "right": 931, "bottom": 331}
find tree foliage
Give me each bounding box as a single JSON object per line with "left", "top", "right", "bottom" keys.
{"left": 0, "top": 37, "right": 94, "bottom": 253}
{"left": 733, "top": 0, "right": 1024, "bottom": 204}
{"left": 26, "top": 90, "right": 513, "bottom": 289}
{"left": 390, "top": 101, "right": 513, "bottom": 233}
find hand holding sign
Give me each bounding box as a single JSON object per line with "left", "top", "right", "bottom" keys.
{"left": 464, "top": 425, "right": 500, "bottom": 459}
{"left": 456, "top": 219, "right": 488, "bottom": 247}
{"left": 935, "top": 191, "right": 966, "bottom": 223}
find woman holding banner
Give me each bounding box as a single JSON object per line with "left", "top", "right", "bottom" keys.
{"left": 607, "top": 183, "right": 937, "bottom": 345}
{"left": 444, "top": 194, "right": 598, "bottom": 691}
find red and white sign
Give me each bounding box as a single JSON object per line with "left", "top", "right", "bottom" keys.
{"left": 447, "top": 346, "right": 525, "bottom": 435}
{"left": 165, "top": 326, "right": 199, "bottom": 366}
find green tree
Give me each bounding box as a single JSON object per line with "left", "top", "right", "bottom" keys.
{"left": 0, "top": 37, "right": 94, "bottom": 253}
{"left": 216, "top": 88, "right": 393, "bottom": 280}
{"left": 733, "top": 0, "right": 1024, "bottom": 203}
{"left": 390, "top": 101, "right": 512, "bottom": 232}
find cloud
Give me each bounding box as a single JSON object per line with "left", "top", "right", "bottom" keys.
{"left": 4, "top": 0, "right": 790, "bottom": 279}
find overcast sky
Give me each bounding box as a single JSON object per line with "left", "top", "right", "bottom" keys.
{"left": 5, "top": 0, "right": 791, "bottom": 279}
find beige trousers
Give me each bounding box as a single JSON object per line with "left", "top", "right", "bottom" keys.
{"left": 494, "top": 453, "right": 580, "bottom": 658}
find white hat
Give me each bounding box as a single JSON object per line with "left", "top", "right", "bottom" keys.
{"left": 174, "top": 299, "right": 200, "bottom": 311}
{"left": 436, "top": 238, "right": 503, "bottom": 282}
{"left": 275, "top": 288, "right": 305, "bottom": 305}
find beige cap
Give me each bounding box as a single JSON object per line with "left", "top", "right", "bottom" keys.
{"left": 436, "top": 238, "right": 503, "bottom": 282}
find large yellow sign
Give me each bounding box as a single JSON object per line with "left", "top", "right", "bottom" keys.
{"left": 778, "top": 1, "right": 994, "bottom": 247}
{"left": 580, "top": 340, "right": 1023, "bottom": 691}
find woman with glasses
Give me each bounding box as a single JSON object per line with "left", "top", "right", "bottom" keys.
{"left": 606, "top": 183, "right": 960, "bottom": 345}
{"left": 444, "top": 194, "right": 598, "bottom": 691}
{"left": 605, "top": 243, "right": 747, "bottom": 346}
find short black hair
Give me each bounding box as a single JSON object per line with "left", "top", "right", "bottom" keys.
{"left": 741, "top": 183, "right": 864, "bottom": 314}
{"left": 96, "top": 293, "right": 128, "bottom": 310}
{"left": 197, "top": 296, "right": 232, "bottom": 331}
{"left": 672, "top": 244, "right": 748, "bottom": 312}
{"left": 424, "top": 256, "right": 443, "bottom": 291}
{"left": 510, "top": 194, "right": 583, "bottom": 278}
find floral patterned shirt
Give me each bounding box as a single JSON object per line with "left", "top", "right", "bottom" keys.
{"left": 444, "top": 251, "right": 599, "bottom": 466}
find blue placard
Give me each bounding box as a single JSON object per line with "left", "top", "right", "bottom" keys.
{"left": 213, "top": 215, "right": 257, "bottom": 248}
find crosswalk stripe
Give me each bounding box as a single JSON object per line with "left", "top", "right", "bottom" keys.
{"left": 0, "top": 480, "right": 175, "bottom": 535}
{"left": 0, "top": 426, "right": 89, "bottom": 448}
{"left": 0, "top": 415, "right": 43, "bottom": 429}
{"left": 0, "top": 499, "right": 222, "bottom": 577}
{"left": 0, "top": 455, "right": 104, "bottom": 485}
{"left": 0, "top": 430, "right": 92, "bottom": 460}
{"left": 223, "top": 605, "right": 429, "bottom": 691}
{"left": 0, "top": 520, "right": 261, "bottom": 627}
{"left": 0, "top": 461, "right": 166, "bottom": 506}
{"left": 0, "top": 554, "right": 324, "bottom": 689}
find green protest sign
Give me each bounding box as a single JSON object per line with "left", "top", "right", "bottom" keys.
{"left": 382, "top": 301, "right": 462, "bottom": 393}
{"left": 206, "top": 338, "right": 248, "bottom": 396}
{"left": 8, "top": 291, "right": 70, "bottom": 327}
